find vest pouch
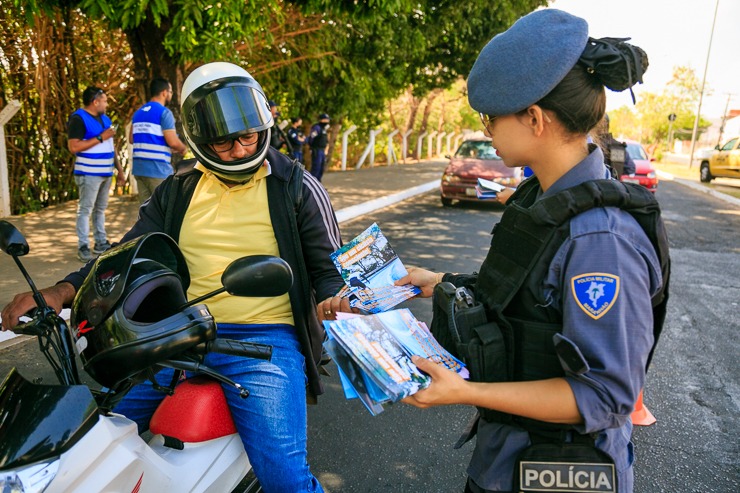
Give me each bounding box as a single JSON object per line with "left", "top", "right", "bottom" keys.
{"left": 507, "top": 317, "right": 564, "bottom": 381}
{"left": 515, "top": 441, "right": 617, "bottom": 493}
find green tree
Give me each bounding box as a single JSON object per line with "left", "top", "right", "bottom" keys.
{"left": 610, "top": 65, "right": 711, "bottom": 146}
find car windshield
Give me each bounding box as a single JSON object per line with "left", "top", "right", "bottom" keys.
{"left": 626, "top": 143, "right": 648, "bottom": 160}
{"left": 455, "top": 140, "right": 500, "bottom": 160}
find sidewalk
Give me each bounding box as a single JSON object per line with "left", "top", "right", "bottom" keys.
{"left": 0, "top": 159, "right": 448, "bottom": 345}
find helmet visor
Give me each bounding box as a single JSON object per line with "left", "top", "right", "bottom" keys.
{"left": 184, "top": 81, "right": 272, "bottom": 145}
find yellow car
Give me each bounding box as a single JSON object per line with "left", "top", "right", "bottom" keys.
{"left": 700, "top": 137, "right": 740, "bottom": 182}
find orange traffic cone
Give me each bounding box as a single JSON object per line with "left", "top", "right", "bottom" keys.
{"left": 631, "top": 390, "right": 656, "bottom": 426}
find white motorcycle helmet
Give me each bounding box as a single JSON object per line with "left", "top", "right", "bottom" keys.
{"left": 181, "top": 62, "right": 273, "bottom": 181}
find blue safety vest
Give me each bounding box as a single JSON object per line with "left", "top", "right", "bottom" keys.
{"left": 132, "top": 102, "right": 171, "bottom": 166}
{"left": 72, "top": 109, "right": 115, "bottom": 176}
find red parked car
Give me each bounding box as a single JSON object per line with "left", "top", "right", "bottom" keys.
{"left": 440, "top": 139, "right": 521, "bottom": 206}
{"left": 620, "top": 141, "right": 658, "bottom": 193}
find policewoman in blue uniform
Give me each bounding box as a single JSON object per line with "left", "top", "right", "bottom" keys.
{"left": 398, "top": 9, "right": 669, "bottom": 493}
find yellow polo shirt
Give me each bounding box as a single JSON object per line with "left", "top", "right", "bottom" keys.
{"left": 178, "top": 162, "right": 294, "bottom": 325}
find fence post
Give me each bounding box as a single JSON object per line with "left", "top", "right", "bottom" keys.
{"left": 356, "top": 127, "right": 382, "bottom": 169}
{"left": 387, "top": 129, "right": 399, "bottom": 165}
{"left": 341, "top": 125, "right": 357, "bottom": 171}
{"left": 436, "top": 131, "right": 446, "bottom": 158}
{"left": 454, "top": 134, "right": 463, "bottom": 151}
{"left": 0, "top": 100, "right": 21, "bottom": 217}
{"left": 427, "top": 131, "right": 437, "bottom": 159}
{"left": 416, "top": 132, "right": 428, "bottom": 160}
{"left": 446, "top": 133, "right": 455, "bottom": 155}
{"left": 402, "top": 129, "right": 413, "bottom": 163}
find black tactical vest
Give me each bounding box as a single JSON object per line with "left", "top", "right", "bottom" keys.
{"left": 472, "top": 177, "right": 670, "bottom": 432}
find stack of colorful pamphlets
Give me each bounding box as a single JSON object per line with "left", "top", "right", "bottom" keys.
{"left": 324, "top": 309, "right": 468, "bottom": 415}
{"left": 475, "top": 177, "right": 507, "bottom": 199}
{"left": 331, "top": 223, "right": 420, "bottom": 313}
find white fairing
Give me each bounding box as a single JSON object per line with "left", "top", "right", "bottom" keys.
{"left": 43, "top": 414, "right": 250, "bottom": 492}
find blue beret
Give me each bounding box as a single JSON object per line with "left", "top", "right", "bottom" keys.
{"left": 468, "top": 9, "right": 589, "bottom": 116}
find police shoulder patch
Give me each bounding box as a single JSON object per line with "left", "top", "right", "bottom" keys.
{"left": 570, "top": 272, "right": 620, "bottom": 320}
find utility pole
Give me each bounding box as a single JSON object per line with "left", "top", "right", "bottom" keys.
{"left": 716, "top": 93, "right": 734, "bottom": 147}
{"left": 688, "top": 0, "right": 720, "bottom": 169}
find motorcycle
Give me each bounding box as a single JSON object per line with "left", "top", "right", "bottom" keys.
{"left": 0, "top": 220, "right": 294, "bottom": 492}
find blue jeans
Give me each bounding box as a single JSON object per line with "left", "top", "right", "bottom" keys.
{"left": 310, "top": 149, "right": 326, "bottom": 181}
{"left": 113, "top": 324, "right": 323, "bottom": 493}
{"left": 74, "top": 174, "right": 111, "bottom": 248}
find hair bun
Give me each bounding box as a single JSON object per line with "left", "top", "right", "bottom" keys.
{"left": 579, "top": 37, "right": 649, "bottom": 102}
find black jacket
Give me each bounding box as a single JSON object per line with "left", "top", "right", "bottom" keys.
{"left": 64, "top": 148, "right": 344, "bottom": 397}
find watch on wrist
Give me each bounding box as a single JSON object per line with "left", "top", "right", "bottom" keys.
{"left": 95, "top": 135, "right": 103, "bottom": 142}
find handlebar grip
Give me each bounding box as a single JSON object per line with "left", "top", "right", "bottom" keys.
{"left": 208, "top": 339, "right": 273, "bottom": 361}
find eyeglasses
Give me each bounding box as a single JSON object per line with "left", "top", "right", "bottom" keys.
{"left": 479, "top": 112, "right": 499, "bottom": 129}
{"left": 210, "top": 133, "right": 259, "bottom": 152}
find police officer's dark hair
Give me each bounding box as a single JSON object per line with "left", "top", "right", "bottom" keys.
{"left": 150, "top": 78, "right": 171, "bottom": 98}
{"left": 534, "top": 64, "right": 606, "bottom": 136}
{"left": 291, "top": 117, "right": 302, "bottom": 124}
{"left": 82, "top": 86, "right": 105, "bottom": 106}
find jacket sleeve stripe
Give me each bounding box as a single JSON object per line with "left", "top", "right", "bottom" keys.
{"left": 303, "top": 171, "right": 342, "bottom": 250}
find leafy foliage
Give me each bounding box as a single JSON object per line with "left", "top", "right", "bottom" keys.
{"left": 2, "top": 0, "right": 546, "bottom": 212}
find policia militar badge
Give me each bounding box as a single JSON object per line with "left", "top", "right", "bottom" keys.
{"left": 570, "top": 273, "right": 620, "bottom": 320}
{"left": 518, "top": 460, "right": 616, "bottom": 492}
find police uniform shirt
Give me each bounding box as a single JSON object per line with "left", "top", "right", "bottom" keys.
{"left": 468, "top": 146, "right": 663, "bottom": 493}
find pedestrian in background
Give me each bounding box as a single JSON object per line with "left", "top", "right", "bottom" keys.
{"left": 308, "top": 113, "right": 331, "bottom": 181}
{"left": 129, "top": 78, "right": 187, "bottom": 204}
{"left": 67, "top": 86, "right": 125, "bottom": 262}
{"left": 268, "top": 100, "right": 292, "bottom": 155}
{"left": 595, "top": 114, "right": 636, "bottom": 177}
{"left": 398, "top": 9, "right": 667, "bottom": 493}
{"left": 287, "top": 117, "right": 306, "bottom": 163}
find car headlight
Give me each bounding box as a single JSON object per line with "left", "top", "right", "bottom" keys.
{"left": 647, "top": 171, "right": 656, "bottom": 178}
{"left": 0, "top": 460, "right": 59, "bottom": 493}
{"left": 497, "top": 177, "right": 519, "bottom": 186}
{"left": 442, "top": 173, "right": 460, "bottom": 184}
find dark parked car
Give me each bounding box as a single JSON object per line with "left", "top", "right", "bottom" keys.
{"left": 440, "top": 139, "right": 521, "bottom": 206}
{"left": 620, "top": 141, "right": 658, "bottom": 193}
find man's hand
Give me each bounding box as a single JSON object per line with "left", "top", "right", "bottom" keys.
{"left": 317, "top": 295, "right": 356, "bottom": 322}
{"left": 394, "top": 266, "right": 443, "bottom": 298}
{"left": 101, "top": 127, "right": 116, "bottom": 141}
{"left": 402, "top": 356, "right": 470, "bottom": 408}
{"left": 1, "top": 283, "right": 75, "bottom": 331}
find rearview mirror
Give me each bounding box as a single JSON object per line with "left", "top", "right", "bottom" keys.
{"left": 0, "top": 220, "right": 29, "bottom": 257}
{"left": 222, "top": 255, "right": 293, "bottom": 297}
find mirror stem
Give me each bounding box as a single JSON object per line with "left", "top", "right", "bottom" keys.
{"left": 13, "top": 256, "right": 47, "bottom": 308}
{"left": 177, "top": 287, "right": 226, "bottom": 312}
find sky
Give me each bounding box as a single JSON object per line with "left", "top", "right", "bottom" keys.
{"left": 547, "top": 0, "right": 740, "bottom": 119}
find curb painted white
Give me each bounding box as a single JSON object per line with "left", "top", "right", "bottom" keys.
{"left": 335, "top": 179, "right": 440, "bottom": 224}
{"left": 657, "top": 169, "right": 740, "bottom": 207}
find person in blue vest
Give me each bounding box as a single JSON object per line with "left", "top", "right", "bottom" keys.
{"left": 67, "top": 86, "right": 125, "bottom": 262}
{"left": 397, "top": 9, "right": 665, "bottom": 493}
{"left": 129, "top": 78, "right": 187, "bottom": 204}
{"left": 307, "top": 113, "right": 330, "bottom": 181}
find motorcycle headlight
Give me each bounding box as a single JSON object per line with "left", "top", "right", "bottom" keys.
{"left": 0, "top": 460, "right": 59, "bottom": 493}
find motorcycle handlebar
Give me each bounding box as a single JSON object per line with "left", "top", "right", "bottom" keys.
{"left": 206, "top": 339, "right": 273, "bottom": 361}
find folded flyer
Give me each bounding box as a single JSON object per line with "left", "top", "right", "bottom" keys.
{"left": 331, "top": 223, "right": 420, "bottom": 313}
{"left": 477, "top": 177, "right": 506, "bottom": 192}
{"left": 323, "top": 309, "right": 468, "bottom": 415}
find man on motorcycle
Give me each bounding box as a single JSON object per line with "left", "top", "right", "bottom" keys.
{"left": 2, "top": 62, "right": 350, "bottom": 493}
